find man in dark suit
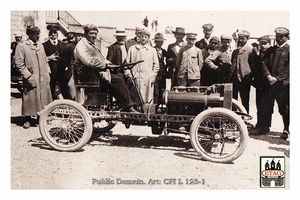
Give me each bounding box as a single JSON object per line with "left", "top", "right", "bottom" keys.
{"left": 260, "top": 27, "right": 290, "bottom": 139}
{"left": 43, "top": 24, "right": 66, "bottom": 99}
{"left": 152, "top": 33, "right": 167, "bottom": 105}
{"left": 248, "top": 36, "right": 273, "bottom": 135}
{"left": 166, "top": 27, "right": 186, "bottom": 87}
{"left": 200, "top": 36, "right": 220, "bottom": 86}
{"left": 195, "top": 23, "right": 214, "bottom": 51}
{"left": 106, "top": 28, "right": 138, "bottom": 112}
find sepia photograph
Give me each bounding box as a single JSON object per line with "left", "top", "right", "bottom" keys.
{"left": 5, "top": 0, "right": 298, "bottom": 198}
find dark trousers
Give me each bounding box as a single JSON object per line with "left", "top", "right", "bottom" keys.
{"left": 49, "top": 64, "right": 65, "bottom": 99}
{"left": 232, "top": 75, "right": 252, "bottom": 114}
{"left": 154, "top": 74, "right": 166, "bottom": 104}
{"left": 256, "top": 85, "right": 273, "bottom": 128}
{"left": 269, "top": 83, "right": 290, "bottom": 132}
{"left": 176, "top": 78, "right": 200, "bottom": 87}
{"left": 109, "top": 73, "right": 135, "bottom": 109}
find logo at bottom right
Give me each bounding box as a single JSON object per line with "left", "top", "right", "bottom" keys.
{"left": 260, "top": 156, "right": 285, "bottom": 188}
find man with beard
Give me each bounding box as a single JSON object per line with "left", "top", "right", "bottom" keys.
{"left": 14, "top": 26, "right": 52, "bottom": 129}
{"left": 229, "top": 30, "right": 253, "bottom": 113}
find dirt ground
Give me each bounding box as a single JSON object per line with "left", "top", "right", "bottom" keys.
{"left": 9, "top": 84, "right": 291, "bottom": 192}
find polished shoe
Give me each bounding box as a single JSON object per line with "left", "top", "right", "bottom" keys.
{"left": 248, "top": 126, "right": 270, "bottom": 135}
{"left": 128, "top": 106, "right": 139, "bottom": 113}
{"left": 280, "top": 130, "right": 289, "bottom": 140}
{"left": 23, "top": 121, "right": 31, "bottom": 129}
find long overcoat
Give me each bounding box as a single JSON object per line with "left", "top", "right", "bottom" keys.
{"left": 14, "top": 39, "right": 52, "bottom": 116}
{"left": 125, "top": 43, "right": 159, "bottom": 104}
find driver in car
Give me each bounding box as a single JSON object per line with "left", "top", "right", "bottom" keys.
{"left": 74, "top": 24, "right": 138, "bottom": 113}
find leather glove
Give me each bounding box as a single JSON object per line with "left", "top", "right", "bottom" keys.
{"left": 26, "top": 75, "right": 37, "bottom": 90}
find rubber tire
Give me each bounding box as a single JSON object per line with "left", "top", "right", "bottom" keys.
{"left": 93, "top": 120, "right": 117, "bottom": 134}
{"left": 190, "top": 107, "right": 248, "bottom": 163}
{"left": 39, "top": 99, "right": 93, "bottom": 152}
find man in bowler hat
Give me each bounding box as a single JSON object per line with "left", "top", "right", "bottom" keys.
{"left": 152, "top": 33, "right": 167, "bottom": 104}
{"left": 166, "top": 27, "right": 186, "bottom": 87}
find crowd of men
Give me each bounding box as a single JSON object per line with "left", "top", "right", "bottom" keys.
{"left": 11, "top": 22, "right": 290, "bottom": 140}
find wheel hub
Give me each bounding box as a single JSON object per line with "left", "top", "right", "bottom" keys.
{"left": 214, "top": 134, "right": 221, "bottom": 140}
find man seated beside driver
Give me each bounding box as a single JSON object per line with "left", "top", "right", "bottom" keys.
{"left": 74, "top": 24, "right": 138, "bottom": 113}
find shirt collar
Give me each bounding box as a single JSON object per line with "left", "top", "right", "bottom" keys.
{"left": 136, "top": 43, "right": 150, "bottom": 50}
{"left": 277, "top": 42, "right": 287, "bottom": 48}
{"left": 176, "top": 41, "right": 183, "bottom": 46}
{"left": 50, "top": 39, "right": 58, "bottom": 45}
{"left": 27, "top": 39, "right": 38, "bottom": 46}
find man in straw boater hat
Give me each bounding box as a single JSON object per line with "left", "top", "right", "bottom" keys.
{"left": 152, "top": 32, "right": 167, "bottom": 105}
{"left": 166, "top": 27, "right": 186, "bottom": 87}
{"left": 106, "top": 28, "right": 138, "bottom": 113}
{"left": 14, "top": 26, "right": 52, "bottom": 129}
{"left": 74, "top": 24, "right": 138, "bottom": 113}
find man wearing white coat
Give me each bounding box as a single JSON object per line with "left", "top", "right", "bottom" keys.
{"left": 125, "top": 29, "right": 159, "bottom": 105}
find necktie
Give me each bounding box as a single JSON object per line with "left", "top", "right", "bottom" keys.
{"left": 53, "top": 41, "right": 56, "bottom": 46}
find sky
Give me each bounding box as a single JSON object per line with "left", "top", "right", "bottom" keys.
{"left": 69, "top": 10, "right": 289, "bottom": 38}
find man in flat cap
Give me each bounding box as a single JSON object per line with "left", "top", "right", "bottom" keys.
{"left": 259, "top": 27, "right": 290, "bottom": 139}
{"left": 249, "top": 35, "right": 273, "bottom": 135}
{"left": 166, "top": 27, "right": 186, "bottom": 87}
{"left": 126, "top": 29, "right": 159, "bottom": 107}
{"left": 126, "top": 27, "right": 153, "bottom": 51}
{"left": 75, "top": 32, "right": 84, "bottom": 44}
{"left": 229, "top": 30, "right": 253, "bottom": 113}
{"left": 175, "top": 33, "right": 203, "bottom": 87}
{"left": 43, "top": 24, "right": 66, "bottom": 100}
{"left": 200, "top": 36, "right": 220, "bottom": 86}
{"left": 205, "top": 35, "right": 233, "bottom": 84}
{"left": 14, "top": 26, "right": 52, "bottom": 129}
{"left": 195, "top": 23, "right": 214, "bottom": 51}
{"left": 74, "top": 24, "right": 138, "bottom": 113}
